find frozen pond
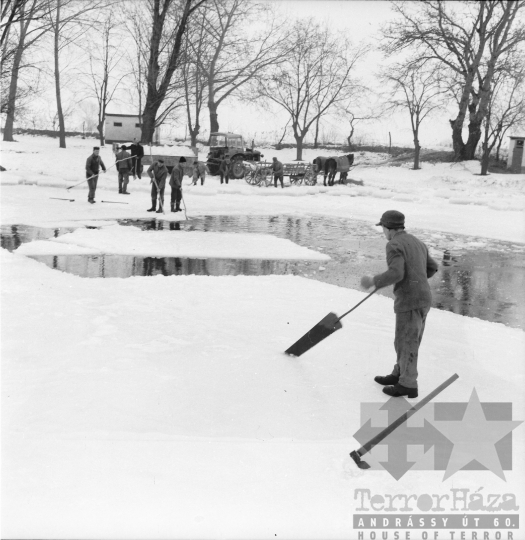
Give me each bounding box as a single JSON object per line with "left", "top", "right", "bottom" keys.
{"left": 2, "top": 215, "right": 524, "bottom": 330}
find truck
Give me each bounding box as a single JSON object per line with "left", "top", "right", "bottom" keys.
{"left": 206, "top": 132, "right": 263, "bottom": 178}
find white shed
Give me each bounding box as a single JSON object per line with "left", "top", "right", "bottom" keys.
{"left": 507, "top": 135, "right": 525, "bottom": 173}
{"left": 105, "top": 113, "right": 161, "bottom": 144}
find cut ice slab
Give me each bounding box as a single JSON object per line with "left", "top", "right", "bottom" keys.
{"left": 15, "top": 225, "right": 331, "bottom": 260}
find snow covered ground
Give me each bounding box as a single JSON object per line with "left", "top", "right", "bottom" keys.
{"left": 1, "top": 135, "right": 525, "bottom": 539}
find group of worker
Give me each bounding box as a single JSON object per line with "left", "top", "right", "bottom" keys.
{"left": 84, "top": 145, "right": 284, "bottom": 208}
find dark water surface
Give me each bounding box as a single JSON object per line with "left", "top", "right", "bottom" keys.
{"left": 1, "top": 216, "right": 524, "bottom": 330}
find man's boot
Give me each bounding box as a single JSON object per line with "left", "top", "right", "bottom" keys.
{"left": 383, "top": 383, "right": 418, "bottom": 399}
{"left": 175, "top": 202, "right": 181, "bottom": 212}
{"left": 147, "top": 200, "right": 156, "bottom": 212}
{"left": 171, "top": 203, "right": 176, "bottom": 212}
{"left": 374, "top": 375, "right": 399, "bottom": 386}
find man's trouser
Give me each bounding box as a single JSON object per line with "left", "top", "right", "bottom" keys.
{"left": 391, "top": 306, "right": 430, "bottom": 389}
{"left": 171, "top": 187, "right": 182, "bottom": 205}
{"left": 193, "top": 172, "right": 205, "bottom": 185}
{"left": 133, "top": 158, "right": 142, "bottom": 179}
{"left": 274, "top": 173, "right": 283, "bottom": 188}
{"left": 151, "top": 182, "right": 165, "bottom": 206}
{"left": 118, "top": 169, "right": 130, "bottom": 192}
{"left": 220, "top": 172, "right": 228, "bottom": 184}
{"left": 87, "top": 175, "right": 98, "bottom": 201}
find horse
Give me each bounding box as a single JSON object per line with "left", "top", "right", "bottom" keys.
{"left": 324, "top": 154, "right": 355, "bottom": 186}
{"left": 312, "top": 156, "right": 329, "bottom": 185}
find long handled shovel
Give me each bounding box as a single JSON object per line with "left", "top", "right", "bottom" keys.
{"left": 285, "top": 288, "right": 377, "bottom": 357}
{"left": 350, "top": 373, "right": 459, "bottom": 470}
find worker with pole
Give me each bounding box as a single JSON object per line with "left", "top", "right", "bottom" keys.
{"left": 85, "top": 147, "right": 107, "bottom": 203}
{"left": 147, "top": 158, "right": 168, "bottom": 213}
{"left": 170, "top": 157, "right": 185, "bottom": 212}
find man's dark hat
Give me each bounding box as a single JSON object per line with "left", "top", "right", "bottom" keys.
{"left": 93, "top": 146, "right": 100, "bottom": 150}
{"left": 158, "top": 158, "right": 164, "bottom": 163}
{"left": 376, "top": 210, "right": 405, "bottom": 228}
{"left": 179, "top": 157, "right": 186, "bottom": 163}
{"left": 121, "top": 145, "right": 127, "bottom": 149}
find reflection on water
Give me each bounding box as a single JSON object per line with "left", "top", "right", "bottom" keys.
{"left": 1, "top": 216, "right": 524, "bottom": 330}
{"left": 29, "top": 255, "right": 297, "bottom": 279}
{"left": 0, "top": 224, "right": 77, "bottom": 251}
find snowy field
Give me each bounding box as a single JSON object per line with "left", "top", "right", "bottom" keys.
{"left": 1, "top": 135, "right": 525, "bottom": 539}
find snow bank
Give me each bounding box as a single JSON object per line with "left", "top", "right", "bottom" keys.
{"left": 15, "top": 225, "right": 331, "bottom": 260}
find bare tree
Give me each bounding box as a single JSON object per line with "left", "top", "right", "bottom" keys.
{"left": 257, "top": 19, "right": 368, "bottom": 160}
{"left": 48, "top": 0, "right": 109, "bottom": 148}
{"left": 193, "top": 0, "right": 289, "bottom": 134}
{"left": 0, "top": 0, "right": 51, "bottom": 48}
{"left": 2, "top": 0, "right": 54, "bottom": 141}
{"left": 181, "top": 10, "right": 208, "bottom": 147}
{"left": 81, "top": 11, "right": 129, "bottom": 146}
{"left": 382, "top": 62, "right": 447, "bottom": 169}
{"left": 382, "top": 1, "right": 525, "bottom": 161}
{"left": 139, "top": 0, "right": 206, "bottom": 144}
{"left": 336, "top": 84, "right": 379, "bottom": 149}
{"left": 480, "top": 62, "right": 525, "bottom": 174}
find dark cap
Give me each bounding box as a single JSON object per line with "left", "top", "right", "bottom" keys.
{"left": 376, "top": 210, "right": 405, "bottom": 229}
{"left": 121, "top": 145, "right": 127, "bottom": 150}
{"left": 179, "top": 157, "right": 186, "bottom": 163}
{"left": 158, "top": 159, "right": 164, "bottom": 163}
{"left": 93, "top": 146, "right": 100, "bottom": 150}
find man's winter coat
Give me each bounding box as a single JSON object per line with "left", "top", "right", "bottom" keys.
{"left": 272, "top": 159, "right": 284, "bottom": 175}
{"left": 147, "top": 161, "right": 169, "bottom": 189}
{"left": 372, "top": 230, "right": 438, "bottom": 313}
{"left": 218, "top": 158, "right": 229, "bottom": 173}
{"left": 170, "top": 163, "right": 184, "bottom": 188}
{"left": 116, "top": 149, "right": 132, "bottom": 171}
{"left": 85, "top": 154, "right": 106, "bottom": 177}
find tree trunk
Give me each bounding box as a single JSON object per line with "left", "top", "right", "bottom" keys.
{"left": 2, "top": 18, "right": 27, "bottom": 142}
{"left": 54, "top": 0, "right": 66, "bottom": 149}
{"left": 464, "top": 118, "right": 482, "bottom": 160}
{"left": 97, "top": 119, "right": 104, "bottom": 146}
{"left": 2, "top": 44, "right": 23, "bottom": 141}
{"left": 208, "top": 98, "right": 219, "bottom": 133}
{"left": 141, "top": 104, "right": 157, "bottom": 144}
{"left": 313, "top": 117, "right": 320, "bottom": 149}
{"left": 189, "top": 121, "right": 199, "bottom": 147}
{"left": 294, "top": 131, "right": 304, "bottom": 160}
{"left": 347, "top": 123, "right": 355, "bottom": 150}
{"left": 413, "top": 130, "right": 421, "bottom": 170}
{"left": 480, "top": 151, "right": 490, "bottom": 175}
{"left": 449, "top": 117, "right": 466, "bottom": 160}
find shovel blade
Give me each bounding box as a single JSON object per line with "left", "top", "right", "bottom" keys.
{"left": 285, "top": 312, "right": 342, "bottom": 357}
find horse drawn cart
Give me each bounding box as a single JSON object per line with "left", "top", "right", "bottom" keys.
{"left": 244, "top": 161, "right": 317, "bottom": 187}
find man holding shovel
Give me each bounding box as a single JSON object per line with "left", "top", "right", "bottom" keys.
{"left": 170, "top": 157, "right": 185, "bottom": 212}
{"left": 147, "top": 159, "right": 168, "bottom": 213}
{"left": 361, "top": 210, "right": 438, "bottom": 398}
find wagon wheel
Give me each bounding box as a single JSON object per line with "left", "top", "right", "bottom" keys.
{"left": 244, "top": 167, "right": 258, "bottom": 185}
{"left": 304, "top": 167, "right": 317, "bottom": 186}
{"left": 290, "top": 175, "right": 301, "bottom": 185}
{"left": 258, "top": 168, "right": 272, "bottom": 187}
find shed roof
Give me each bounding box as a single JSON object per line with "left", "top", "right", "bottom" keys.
{"left": 106, "top": 113, "right": 140, "bottom": 118}
{"left": 509, "top": 135, "right": 525, "bottom": 140}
